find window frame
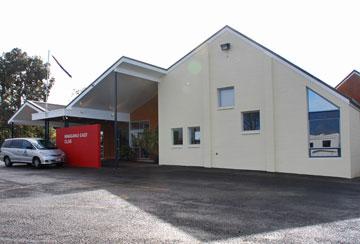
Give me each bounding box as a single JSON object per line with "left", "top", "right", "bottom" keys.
{"left": 242, "top": 110, "right": 260, "bottom": 132}
{"left": 217, "top": 86, "right": 235, "bottom": 109}
{"left": 306, "top": 88, "right": 341, "bottom": 158}
{"left": 322, "top": 140, "right": 331, "bottom": 148}
{"left": 188, "top": 126, "right": 201, "bottom": 145}
{"left": 172, "top": 128, "right": 183, "bottom": 146}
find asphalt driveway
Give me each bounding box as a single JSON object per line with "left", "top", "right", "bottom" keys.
{"left": 1, "top": 162, "right": 360, "bottom": 243}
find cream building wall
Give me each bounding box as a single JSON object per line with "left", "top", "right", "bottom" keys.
{"left": 158, "top": 27, "right": 360, "bottom": 178}
{"left": 350, "top": 106, "right": 360, "bottom": 177}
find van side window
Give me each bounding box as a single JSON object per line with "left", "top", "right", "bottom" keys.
{"left": 22, "top": 140, "right": 33, "bottom": 149}
{"left": 1, "top": 141, "right": 11, "bottom": 148}
{"left": 11, "top": 140, "right": 21, "bottom": 149}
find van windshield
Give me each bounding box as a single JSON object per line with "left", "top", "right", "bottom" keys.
{"left": 33, "top": 140, "right": 57, "bottom": 150}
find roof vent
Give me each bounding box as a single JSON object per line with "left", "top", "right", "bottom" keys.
{"left": 220, "top": 43, "right": 231, "bottom": 51}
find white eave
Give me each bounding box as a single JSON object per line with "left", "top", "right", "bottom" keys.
{"left": 31, "top": 107, "right": 130, "bottom": 122}
{"left": 67, "top": 56, "right": 167, "bottom": 108}
{"left": 8, "top": 101, "right": 64, "bottom": 127}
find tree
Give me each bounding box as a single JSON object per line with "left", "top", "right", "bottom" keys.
{"left": 0, "top": 48, "right": 55, "bottom": 143}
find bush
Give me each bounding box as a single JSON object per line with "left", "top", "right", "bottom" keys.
{"left": 120, "top": 145, "right": 136, "bottom": 161}
{"left": 132, "top": 128, "right": 158, "bottom": 160}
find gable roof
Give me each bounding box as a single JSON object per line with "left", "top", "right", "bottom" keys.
{"left": 65, "top": 25, "right": 360, "bottom": 110}
{"left": 30, "top": 101, "right": 65, "bottom": 111}
{"left": 66, "top": 56, "right": 167, "bottom": 108}
{"left": 335, "top": 70, "right": 360, "bottom": 89}
{"left": 8, "top": 100, "right": 65, "bottom": 124}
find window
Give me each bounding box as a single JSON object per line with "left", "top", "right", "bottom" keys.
{"left": 11, "top": 140, "right": 22, "bottom": 149}
{"left": 188, "top": 127, "right": 200, "bottom": 145}
{"left": 172, "top": 128, "right": 183, "bottom": 145}
{"left": 242, "top": 111, "right": 260, "bottom": 131}
{"left": 322, "top": 140, "right": 331, "bottom": 147}
{"left": 33, "top": 140, "right": 57, "bottom": 149}
{"left": 307, "top": 88, "right": 340, "bottom": 157}
{"left": 130, "top": 120, "right": 150, "bottom": 159}
{"left": 218, "top": 87, "right": 234, "bottom": 108}
{"left": 1, "top": 140, "right": 11, "bottom": 148}
{"left": 22, "top": 140, "right": 34, "bottom": 150}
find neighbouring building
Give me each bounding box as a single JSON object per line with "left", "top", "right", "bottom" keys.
{"left": 8, "top": 26, "right": 360, "bottom": 178}
{"left": 336, "top": 70, "right": 360, "bottom": 104}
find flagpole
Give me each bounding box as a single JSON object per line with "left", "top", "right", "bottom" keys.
{"left": 45, "top": 49, "right": 50, "bottom": 113}
{"left": 44, "top": 50, "right": 50, "bottom": 144}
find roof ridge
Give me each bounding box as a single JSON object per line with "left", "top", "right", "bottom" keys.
{"left": 64, "top": 25, "right": 359, "bottom": 110}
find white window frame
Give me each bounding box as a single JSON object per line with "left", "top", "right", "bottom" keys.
{"left": 241, "top": 110, "right": 260, "bottom": 134}
{"left": 188, "top": 126, "right": 201, "bottom": 146}
{"left": 171, "top": 128, "right": 183, "bottom": 146}
{"left": 217, "top": 86, "right": 235, "bottom": 109}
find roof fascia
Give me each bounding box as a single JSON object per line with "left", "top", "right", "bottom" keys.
{"left": 27, "top": 100, "right": 47, "bottom": 111}
{"left": 167, "top": 25, "right": 353, "bottom": 107}
{"left": 66, "top": 57, "right": 126, "bottom": 108}
{"left": 8, "top": 102, "right": 44, "bottom": 124}
{"left": 66, "top": 57, "right": 166, "bottom": 108}
{"left": 65, "top": 25, "right": 358, "bottom": 110}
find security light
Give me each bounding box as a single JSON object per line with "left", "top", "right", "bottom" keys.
{"left": 220, "top": 43, "right": 231, "bottom": 51}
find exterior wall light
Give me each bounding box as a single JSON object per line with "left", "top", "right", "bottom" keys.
{"left": 220, "top": 43, "right": 231, "bottom": 51}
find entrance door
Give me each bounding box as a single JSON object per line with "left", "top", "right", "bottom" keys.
{"left": 130, "top": 120, "right": 150, "bottom": 160}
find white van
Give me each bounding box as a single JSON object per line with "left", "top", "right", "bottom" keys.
{"left": 0, "top": 138, "right": 65, "bottom": 168}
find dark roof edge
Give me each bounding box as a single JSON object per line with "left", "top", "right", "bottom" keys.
{"left": 166, "top": 26, "right": 229, "bottom": 70}
{"left": 65, "top": 25, "right": 360, "bottom": 110}
{"left": 66, "top": 56, "right": 167, "bottom": 108}
{"left": 224, "top": 26, "right": 360, "bottom": 109}
{"left": 65, "top": 56, "right": 124, "bottom": 108}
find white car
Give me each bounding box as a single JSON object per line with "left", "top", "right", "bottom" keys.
{"left": 0, "top": 138, "right": 65, "bottom": 168}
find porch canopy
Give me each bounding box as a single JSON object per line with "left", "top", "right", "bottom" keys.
{"left": 31, "top": 57, "right": 166, "bottom": 123}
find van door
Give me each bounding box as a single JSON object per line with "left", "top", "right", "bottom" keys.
{"left": 21, "top": 140, "right": 34, "bottom": 163}
{"left": 9, "top": 140, "right": 22, "bottom": 162}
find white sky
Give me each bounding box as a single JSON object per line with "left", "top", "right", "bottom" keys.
{"left": 1, "top": 0, "right": 359, "bottom": 105}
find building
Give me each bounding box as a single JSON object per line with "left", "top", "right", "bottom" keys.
{"left": 336, "top": 70, "right": 360, "bottom": 104}
{"left": 8, "top": 26, "right": 360, "bottom": 178}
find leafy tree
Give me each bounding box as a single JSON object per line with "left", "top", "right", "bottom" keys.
{"left": 0, "top": 48, "right": 55, "bottom": 144}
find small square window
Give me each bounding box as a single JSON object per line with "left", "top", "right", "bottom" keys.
{"left": 218, "top": 87, "right": 234, "bottom": 108}
{"left": 243, "top": 111, "right": 260, "bottom": 131}
{"left": 172, "top": 128, "right": 183, "bottom": 145}
{"left": 189, "top": 127, "right": 200, "bottom": 144}
{"left": 322, "top": 140, "right": 331, "bottom": 147}
{"left": 309, "top": 142, "right": 314, "bottom": 148}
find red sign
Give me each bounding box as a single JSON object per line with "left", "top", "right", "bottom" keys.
{"left": 56, "top": 124, "right": 101, "bottom": 168}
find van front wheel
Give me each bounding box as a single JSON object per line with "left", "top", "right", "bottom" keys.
{"left": 33, "top": 157, "right": 41, "bottom": 168}
{"left": 4, "top": 157, "right": 12, "bottom": 167}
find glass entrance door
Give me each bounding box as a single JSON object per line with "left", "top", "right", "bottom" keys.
{"left": 130, "top": 120, "right": 150, "bottom": 160}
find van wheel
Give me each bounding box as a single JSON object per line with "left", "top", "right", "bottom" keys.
{"left": 4, "top": 157, "right": 12, "bottom": 167}
{"left": 33, "top": 157, "right": 41, "bottom": 168}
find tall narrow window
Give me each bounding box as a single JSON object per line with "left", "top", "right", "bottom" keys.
{"left": 188, "top": 127, "right": 200, "bottom": 145}
{"left": 307, "top": 88, "right": 340, "bottom": 157}
{"left": 218, "top": 87, "right": 234, "bottom": 108}
{"left": 172, "top": 128, "right": 183, "bottom": 145}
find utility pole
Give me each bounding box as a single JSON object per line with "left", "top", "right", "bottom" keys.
{"left": 114, "top": 72, "right": 119, "bottom": 165}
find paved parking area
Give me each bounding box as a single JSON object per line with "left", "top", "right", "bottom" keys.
{"left": 1, "top": 162, "right": 360, "bottom": 243}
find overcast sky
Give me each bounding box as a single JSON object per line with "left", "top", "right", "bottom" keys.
{"left": 2, "top": 0, "right": 359, "bottom": 105}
